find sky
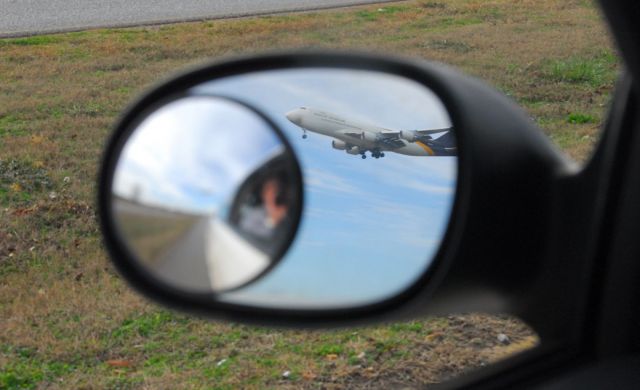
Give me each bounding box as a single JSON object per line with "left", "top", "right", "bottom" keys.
{"left": 192, "top": 69, "right": 458, "bottom": 308}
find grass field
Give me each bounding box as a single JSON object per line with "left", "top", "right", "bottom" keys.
{"left": 0, "top": 0, "right": 617, "bottom": 388}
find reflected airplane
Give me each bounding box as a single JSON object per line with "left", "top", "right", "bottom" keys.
{"left": 286, "top": 107, "right": 456, "bottom": 159}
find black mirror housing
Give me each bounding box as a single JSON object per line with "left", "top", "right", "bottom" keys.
{"left": 98, "top": 51, "right": 569, "bottom": 328}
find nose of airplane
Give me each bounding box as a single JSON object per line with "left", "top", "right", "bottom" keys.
{"left": 286, "top": 109, "right": 302, "bottom": 125}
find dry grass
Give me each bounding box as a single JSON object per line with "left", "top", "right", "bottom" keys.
{"left": 0, "top": 0, "right": 616, "bottom": 388}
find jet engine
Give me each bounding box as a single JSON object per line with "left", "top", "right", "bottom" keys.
{"left": 400, "top": 130, "right": 418, "bottom": 142}
{"left": 360, "top": 132, "right": 377, "bottom": 143}
{"left": 346, "top": 146, "right": 361, "bottom": 155}
{"left": 400, "top": 130, "right": 432, "bottom": 142}
{"left": 332, "top": 139, "right": 347, "bottom": 150}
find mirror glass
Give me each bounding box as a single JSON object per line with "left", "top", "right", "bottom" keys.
{"left": 192, "top": 69, "right": 458, "bottom": 309}
{"left": 111, "top": 96, "right": 301, "bottom": 293}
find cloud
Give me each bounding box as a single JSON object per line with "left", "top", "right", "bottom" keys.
{"left": 395, "top": 178, "right": 455, "bottom": 196}
{"left": 197, "top": 68, "right": 452, "bottom": 130}
{"left": 304, "top": 168, "right": 362, "bottom": 196}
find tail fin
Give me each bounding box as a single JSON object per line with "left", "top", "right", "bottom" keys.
{"left": 434, "top": 131, "right": 456, "bottom": 149}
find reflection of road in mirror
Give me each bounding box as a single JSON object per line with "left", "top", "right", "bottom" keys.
{"left": 113, "top": 195, "right": 212, "bottom": 290}
{"left": 111, "top": 96, "right": 299, "bottom": 293}
{"left": 114, "top": 195, "right": 272, "bottom": 292}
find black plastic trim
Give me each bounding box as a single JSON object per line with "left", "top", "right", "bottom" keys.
{"left": 98, "top": 51, "right": 569, "bottom": 330}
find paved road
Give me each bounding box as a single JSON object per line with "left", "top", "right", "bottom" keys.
{"left": 0, "top": 0, "right": 390, "bottom": 38}
{"left": 152, "top": 217, "right": 213, "bottom": 292}
{"left": 150, "top": 216, "right": 271, "bottom": 293}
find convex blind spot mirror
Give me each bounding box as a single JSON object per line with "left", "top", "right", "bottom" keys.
{"left": 99, "top": 53, "right": 467, "bottom": 319}
{"left": 110, "top": 95, "right": 303, "bottom": 293}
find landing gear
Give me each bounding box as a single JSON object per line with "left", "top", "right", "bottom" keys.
{"left": 371, "top": 150, "right": 385, "bottom": 159}
{"left": 358, "top": 150, "right": 384, "bottom": 159}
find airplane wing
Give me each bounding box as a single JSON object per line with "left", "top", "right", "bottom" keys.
{"left": 335, "top": 129, "right": 406, "bottom": 149}
{"left": 376, "top": 131, "right": 408, "bottom": 149}
{"left": 380, "top": 128, "right": 451, "bottom": 137}
{"left": 339, "top": 130, "right": 365, "bottom": 139}
{"left": 377, "top": 134, "right": 406, "bottom": 149}
{"left": 383, "top": 127, "right": 453, "bottom": 143}
{"left": 413, "top": 127, "right": 453, "bottom": 135}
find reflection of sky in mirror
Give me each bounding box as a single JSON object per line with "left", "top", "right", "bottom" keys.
{"left": 195, "top": 69, "right": 457, "bottom": 308}
{"left": 113, "top": 97, "right": 282, "bottom": 214}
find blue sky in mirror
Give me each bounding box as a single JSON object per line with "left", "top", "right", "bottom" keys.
{"left": 194, "top": 69, "right": 457, "bottom": 308}
{"left": 113, "top": 97, "right": 283, "bottom": 214}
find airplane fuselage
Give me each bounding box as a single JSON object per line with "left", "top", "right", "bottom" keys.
{"left": 286, "top": 107, "right": 437, "bottom": 157}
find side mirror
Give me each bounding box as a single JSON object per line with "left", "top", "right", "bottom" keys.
{"left": 99, "top": 52, "right": 566, "bottom": 326}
